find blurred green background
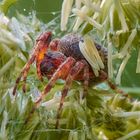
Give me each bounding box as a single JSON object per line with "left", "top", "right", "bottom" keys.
{"left": 7, "top": 0, "right": 63, "bottom": 22}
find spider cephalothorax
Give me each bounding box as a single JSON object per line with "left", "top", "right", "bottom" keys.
{"left": 12, "top": 31, "right": 122, "bottom": 128}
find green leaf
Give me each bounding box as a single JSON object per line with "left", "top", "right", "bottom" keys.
{"left": 0, "top": 0, "right": 18, "bottom": 14}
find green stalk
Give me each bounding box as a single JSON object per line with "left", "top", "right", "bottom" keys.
{"left": 113, "top": 111, "right": 140, "bottom": 118}
{"left": 136, "top": 48, "right": 140, "bottom": 73}
{"left": 107, "top": 36, "right": 113, "bottom": 79}
{"left": 116, "top": 130, "right": 140, "bottom": 140}
{"left": 73, "top": 6, "right": 89, "bottom": 31}
{"left": 114, "top": 0, "right": 128, "bottom": 32}
{"left": 113, "top": 29, "right": 137, "bottom": 59}
{"left": 1, "top": 44, "right": 14, "bottom": 56}
{"left": 0, "top": 0, "right": 17, "bottom": 14}
{"left": 0, "top": 56, "right": 16, "bottom": 78}
{"left": 61, "top": 0, "right": 74, "bottom": 31}
{"left": 79, "top": 41, "right": 99, "bottom": 76}
{"left": 119, "top": 29, "right": 137, "bottom": 58}
{"left": 81, "top": 0, "right": 100, "bottom": 12}
{"left": 109, "top": 4, "right": 115, "bottom": 32}
{"left": 116, "top": 53, "right": 130, "bottom": 85}
{"left": 72, "top": 9, "right": 102, "bottom": 30}
{"left": 75, "top": 0, "right": 82, "bottom": 9}
{"left": 79, "top": 35, "right": 106, "bottom": 76}
{"left": 0, "top": 111, "right": 8, "bottom": 139}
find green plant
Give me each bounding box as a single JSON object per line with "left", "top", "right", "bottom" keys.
{"left": 0, "top": 0, "right": 140, "bottom": 140}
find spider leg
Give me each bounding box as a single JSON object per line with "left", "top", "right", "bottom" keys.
{"left": 35, "top": 57, "right": 76, "bottom": 106}
{"left": 24, "top": 57, "right": 75, "bottom": 124}
{"left": 35, "top": 47, "right": 49, "bottom": 81}
{"left": 55, "top": 60, "right": 85, "bottom": 128}
{"left": 12, "top": 31, "right": 52, "bottom": 95}
{"left": 99, "top": 70, "right": 128, "bottom": 96}
{"left": 36, "top": 38, "right": 60, "bottom": 81}
{"left": 36, "top": 59, "right": 43, "bottom": 81}
{"left": 35, "top": 32, "right": 53, "bottom": 81}
{"left": 13, "top": 56, "right": 36, "bottom": 95}
{"left": 107, "top": 80, "right": 128, "bottom": 97}
{"left": 49, "top": 38, "right": 60, "bottom": 51}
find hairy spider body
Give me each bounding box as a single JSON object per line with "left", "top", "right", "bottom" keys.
{"left": 13, "top": 31, "right": 123, "bottom": 128}
{"left": 40, "top": 33, "right": 108, "bottom": 83}
{"left": 58, "top": 34, "right": 85, "bottom": 60}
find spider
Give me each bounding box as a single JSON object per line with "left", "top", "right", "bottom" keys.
{"left": 12, "top": 31, "right": 125, "bottom": 128}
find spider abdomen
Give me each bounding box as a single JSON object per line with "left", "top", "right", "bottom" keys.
{"left": 58, "top": 34, "right": 108, "bottom": 68}
{"left": 58, "top": 34, "right": 85, "bottom": 60}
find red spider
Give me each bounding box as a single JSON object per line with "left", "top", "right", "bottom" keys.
{"left": 12, "top": 31, "right": 124, "bottom": 128}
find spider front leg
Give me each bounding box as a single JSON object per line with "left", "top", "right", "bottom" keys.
{"left": 13, "top": 56, "right": 36, "bottom": 95}
{"left": 56, "top": 60, "right": 86, "bottom": 128}
{"left": 12, "top": 31, "right": 52, "bottom": 95}
{"left": 35, "top": 57, "right": 76, "bottom": 106}
{"left": 24, "top": 57, "right": 75, "bottom": 124}
{"left": 36, "top": 38, "right": 60, "bottom": 81}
